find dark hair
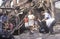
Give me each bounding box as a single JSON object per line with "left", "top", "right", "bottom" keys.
{"left": 29, "top": 10, "right": 33, "bottom": 14}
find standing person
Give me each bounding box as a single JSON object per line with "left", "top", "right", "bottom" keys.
{"left": 2, "top": 13, "right": 8, "bottom": 23}
{"left": 24, "top": 16, "right": 28, "bottom": 28}
{"left": 28, "top": 10, "right": 35, "bottom": 34}
{"left": 41, "top": 10, "right": 56, "bottom": 34}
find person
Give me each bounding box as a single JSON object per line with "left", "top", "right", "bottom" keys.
{"left": 41, "top": 10, "right": 56, "bottom": 34}
{"left": 28, "top": 10, "right": 35, "bottom": 34}
{"left": 24, "top": 16, "right": 28, "bottom": 28}
{"left": 2, "top": 13, "right": 8, "bottom": 23}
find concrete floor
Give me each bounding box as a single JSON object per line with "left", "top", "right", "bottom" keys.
{"left": 14, "top": 24, "right": 60, "bottom": 39}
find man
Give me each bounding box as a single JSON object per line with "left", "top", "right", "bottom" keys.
{"left": 2, "top": 13, "right": 8, "bottom": 23}
{"left": 41, "top": 10, "right": 56, "bottom": 34}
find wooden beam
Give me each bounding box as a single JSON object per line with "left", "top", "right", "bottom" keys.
{"left": 50, "top": 0, "right": 55, "bottom": 18}
{"left": 13, "top": 0, "right": 17, "bottom": 7}
{"left": 0, "top": 8, "right": 15, "bottom": 10}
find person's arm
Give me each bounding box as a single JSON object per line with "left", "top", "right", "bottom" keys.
{"left": 37, "top": 18, "right": 41, "bottom": 22}
{"left": 42, "top": 13, "right": 49, "bottom": 21}
{"left": 42, "top": 17, "right": 48, "bottom": 21}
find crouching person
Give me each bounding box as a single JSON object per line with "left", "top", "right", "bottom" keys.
{"left": 41, "top": 10, "right": 56, "bottom": 34}
{"left": 47, "top": 18, "right": 56, "bottom": 34}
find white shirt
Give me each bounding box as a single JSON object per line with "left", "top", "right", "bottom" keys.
{"left": 44, "top": 12, "right": 51, "bottom": 19}
{"left": 44, "top": 12, "right": 55, "bottom": 27}
{"left": 28, "top": 14, "right": 35, "bottom": 20}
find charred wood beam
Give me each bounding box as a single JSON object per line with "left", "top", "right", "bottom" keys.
{"left": 0, "top": 7, "right": 23, "bottom": 10}
{"left": 0, "top": 8, "right": 15, "bottom": 10}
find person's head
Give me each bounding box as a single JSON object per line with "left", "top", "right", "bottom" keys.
{"left": 28, "top": 10, "right": 32, "bottom": 15}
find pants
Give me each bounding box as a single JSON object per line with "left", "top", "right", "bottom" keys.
{"left": 40, "top": 21, "right": 46, "bottom": 27}
{"left": 39, "top": 21, "right": 49, "bottom": 33}
{"left": 49, "top": 20, "right": 56, "bottom": 33}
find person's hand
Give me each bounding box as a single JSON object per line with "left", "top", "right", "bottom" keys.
{"left": 37, "top": 18, "right": 41, "bottom": 22}
{"left": 42, "top": 19, "right": 45, "bottom": 21}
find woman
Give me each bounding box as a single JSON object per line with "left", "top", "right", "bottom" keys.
{"left": 28, "top": 10, "right": 35, "bottom": 34}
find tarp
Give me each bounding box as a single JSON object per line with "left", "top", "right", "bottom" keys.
{"left": 55, "top": 1, "right": 60, "bottom": 9}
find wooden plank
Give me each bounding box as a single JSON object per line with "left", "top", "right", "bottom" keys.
{"left": 0, "top": 8, "right": 15, "bottom": 10}
{"left": 50, "top": 0, "right": 55, "bottom": 18}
